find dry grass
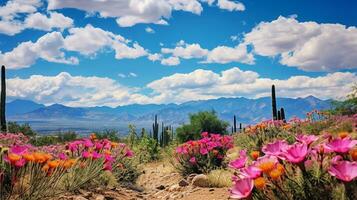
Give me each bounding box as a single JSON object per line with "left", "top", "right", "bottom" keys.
{"left": 207, "top": 169, "right": 232, "bottom": 188}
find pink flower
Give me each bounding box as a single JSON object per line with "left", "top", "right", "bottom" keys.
{"left": 58, "top": 153, "right": 68, "bottom": 160}
{"left": 14, "top": 158, "right": 26, "bottom": 167}
{"left": 331, "top": 155, "right": 343, "bottom": 164}
{"left": 229, "top": 150, "right": 247, "bottom": 169}
{"left": 201, "top": 132, "right": 209, "bottom": 138}
{"left": 189, "top": 157, "right": 196, "bottom": 164}
{"left": 82, "top": 151, "right": 92, "bottom": 159}
{"left": 125, "top": 150, "right": 134, "bottom": 157}
{"left": 92, "top": 152, "right": 102, "bottom": 159}
{"left": 328, "top": 161, "right": 357, "bottom": 182}
{"left": 10, "top": 145, "right": 28, "bottom": 155}
{"left": 104, "top": 154, "right": 114, "bottom": 163}
{"left": 324, "top": 138, "right": 357, "bottom": 153}
{"left": 83, "top": 139, "right": 94, "bottom": 148}
{"left": 282, "top": 143, "right": 308, "bottom": 164}
{"left": 103, "top": 163, "right": 112, "bottom": 171}
{"left": 239, "top": 165, "right": 262, "bottom": 179}
{"left": 296, "top": 134, "right": 318, "bottom": 145}
{"left": 262, "top": 140, "right": 288, "bottom": 158}
{"left": 230, "top": 178, "right": 253, "bottom": 199}
{"left": 95, "top": 142, "right": 104, "bottom": 150}
{"left": 200, "top": 147, "right": 208, "bottom": 155}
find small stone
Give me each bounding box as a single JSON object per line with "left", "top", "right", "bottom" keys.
{"left": 209, "top": 188, "right": 215, "bottom": 192}
{"left": 169, "top": 184, "right": 181, "bottom": 192}
{"left": 178, "top": 179, "right": 189, "bottom": 187}
{"left": 191, "top": 174, "right": 209, "bottom": 187}
{"left": 156, "top": 185, "right": 165, "bottom": 190}
{"left": 94, "top": 195, "right": 105, "bottom": 200}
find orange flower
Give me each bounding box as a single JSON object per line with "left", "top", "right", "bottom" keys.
{"left": 350, "top": 148, "right": 357, "bottom": 161}
{"left": 23, "top": 153, "right": 35, "bottom": 162}
{"left": 250, "top": 151, "right": 260, "bottom": 160}
{"left": 276, "top": 163, "right": 285, "bottom": 173}
{"left": 44, "top": 154, "right": 53, "bottom": 161}
{"left": 8, "top": 153, "right": 21, "bottom": 163}
{"left": 258, "top": 161, "right": 275, "bottom": 173}
{"left": 269, "top": 168, "right": 283, "bottom": 180}
{"left": 254, "top": 177, "right": 266, "bottom": 189}
{"left": 111, "top": 142, "right": 119, "bottom": 148}
{"left": 63, "top": 159, "right": 76, "bottom": 169}
{"left": 42, "top": 164, "right": 49, "bottom": 172}
{"left": 338, "top": 132, "right": 349, "bottom": 139}
{"left": 48, "top": 160, "right": 60, "bottom": 168}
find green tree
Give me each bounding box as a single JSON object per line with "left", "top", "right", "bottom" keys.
{"left": 7, "top": 121, "right": 37, "bottom": 136}
{"left": 93, "top": 129, "right": 121, "bottom": 141}
{"left": 330, "top": 84, "right": 357, "bottom": 115}
{"left": 176, "top": 111, "right": 229, "bottom": 143}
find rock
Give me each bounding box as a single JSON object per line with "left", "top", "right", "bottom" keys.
{"left": 209, "top": 188, "right": 215, "bottom": 192}
{"left": 156, "top": 185, "right": 165, "bottom": 190}
{"left": 169, "top": 184, "right": 181, "bottom": 192}
{"left": 74, "top": 196, "right": 88, "bottom": 200}
{"left": 187, "top": 173, "right": 198, "bottom": 182}
{"left": 178, "top": 179, "right": 189, "bottom": 187}
{"left": 191, "top": 174, "right": 209, "bottom": 187}
{"left": 94, "top": 195, "right": 105, "bottom": 200}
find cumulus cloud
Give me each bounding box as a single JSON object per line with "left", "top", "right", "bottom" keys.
{"left": 147, "top": 67, "right": 356, "bottom": 103}
{"left": 0, "top": 24, "right": 147, "bottom": 69}
{"left": 47, "top": 0, "right": 245, "bottom": 27}
{"left": 244, "top": 16, "right": 357, "bottom": 71}
{"left": 161, "top": 56, "right": 180, "bottom": 66}
{"left": 148, "top": 53, "right": 162, "bottom": 61}
{"left": 217, "top": 0, "right": 245, "bottom": 11}
{"left": 7, "top": 72, "right": 150, "bottom": 107}
{"left": 161, "top": 41, "right": 208, "bottom": 59}
{"left": 0, "top": 1, "right": 73, "bottom": 35}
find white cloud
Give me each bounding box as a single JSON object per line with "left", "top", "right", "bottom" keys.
{"left": 1, "top": 24, "right": 148, "bottom": 69}
{"left": 145, "top": 27, "right": 155, "bottom": 33}
{"left": 161, "top": 56, "right": 180, "bottom": 66}
{"left": 118, "top": 72, "right": 138, "bottom": 78}
{"left": 205, "top": 44, "right": 254, "bottom": 64}
{"left": 47, "top": 0, "right": 245, "bottom": 27}
{"left": 24, "top": 12, "right": 73, "bottom": 31}
{"left": 244, "top": 16, "right": 357, "bottom": 71}
{"left": 161, "top": 41, "right": 208, "bottom": 59}
{"left": 7, "top": 72, "right": 150, "bottom": 107}
{"left": 0, "top": 1, "right": 73, "bottom": 35}
{"left": 217, "top": 0, "right": 245, "bottom": 11}
{"left": 0, "top": 32, "right": 78, "bottom": 69}
{"left": 148, "top": 53, "right": 162, "bottom": 61}
{"left": 230, "top": 35, "right": 239, "bottom": 41}
{"left": 147, "top": 67, "right": 356, "bottom": 103}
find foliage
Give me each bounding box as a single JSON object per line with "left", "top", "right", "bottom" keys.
{"left": 0, "top": 133, "right": 135, "bottom": 200}
{"left": 30, "top": 131, "right": 77, "bottom": 146}
{"left": 92, "top": 129, "right": 121, "bottom": 142}
{"left": 330, "top": 84, "right": 357, "bottom": 115}
{"left": 176, "top": 111, "right": 229, "bottom": 143}
{"left": 7, "top": 121, "right": 37, "bottom": 137}
{"left": 134, "top": 134, "right": 160, "bottom": 163}
{"left": 229, "top": 127, "right": 357, "bottom": 200}
{"left": 174, "top": 132, "right": 233, "bottom": 175}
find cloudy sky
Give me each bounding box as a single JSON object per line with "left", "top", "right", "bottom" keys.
{"left": 1, "top": 0, "right": 357, "bottom": 107}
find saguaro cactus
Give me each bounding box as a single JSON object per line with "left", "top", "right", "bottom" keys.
{"left": 277, "top": 110, "right": 281, "bottom": 121}
{"left": 233, "top": 115, "right": 237, "bottom": 133}
{"left": 280, "top": 107, "right": 286, "bottom": 122}
{"left": 271, "top": 85, "right": 278, "bottom": 120}
{"left": 152, "top": 114, "right": 159, "bottom": 143}
{"left": 0, "top": 65, "right": 6, "bottom": 132}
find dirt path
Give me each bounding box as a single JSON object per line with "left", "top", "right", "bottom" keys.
{"left": 57, "top": 161, "right": 231, "bottom": 200}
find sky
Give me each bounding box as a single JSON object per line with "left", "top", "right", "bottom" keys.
{"left": 0, "top": 0, "right": 357, "bottom": 107}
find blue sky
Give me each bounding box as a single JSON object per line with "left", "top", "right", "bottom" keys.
{"left": 0, "top": 0, "right": 357, "bottom": 107}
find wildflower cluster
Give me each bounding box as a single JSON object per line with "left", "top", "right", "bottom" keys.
{"left": 175, "top": 132, "right": 233, "bottom": 175}
{"left": 229, "top": 133, "right": 357, "bottom": 200}
{"left": 0, "top": 133, "right": 134, "bottom": 200}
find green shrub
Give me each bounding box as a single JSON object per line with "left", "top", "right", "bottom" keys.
{"left": 176, "top": 111, "right": 229, "bottom": 143}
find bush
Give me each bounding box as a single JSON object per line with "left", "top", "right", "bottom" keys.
{"left": 7, "top": 121, "right": 37, "bottom": 137}
{"left": 134, "top": 135, "right": 160, "bottom": 163}
{"left": 174, "top": 132, "right": 233, "bottom": 175}
{"left": 176, "top": 111, "right": 229, "bottom": 143}
{"left": 93, "top": 129, "right": 121, "bottom": 142}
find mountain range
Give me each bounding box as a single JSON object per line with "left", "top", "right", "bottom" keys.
{"left": 6, "top": 96, "right": 332, "bottom": 134}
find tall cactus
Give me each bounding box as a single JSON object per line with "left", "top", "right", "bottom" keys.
{"left": 280, "top": 107, "right": 286, "bottom": 122}
{"left": 0, "top": 65, "right": 6, "bottom": 132}
{"left": 271, "top": 85, "right": 278, "bottom": 120}
{"left": 233, "top": 115, "right": 237, "bottom": 133}
{"left": 277, "top": 110, "right": 281, "bottom": 120}
{"left": 239, "top": 123, "right": 242, "bottom": 132}
{"left": 152, "top": 114, "right": 159, "bottom": 143}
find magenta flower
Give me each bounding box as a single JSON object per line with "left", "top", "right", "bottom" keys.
{"left": 83, "top": 139, "right": 94, "bottom": 148}
{"left": 230, "top": 178, "right": 253, "bottom": 199}
{"left": 324, "top": 138, "right": 357, "bottom": 153}
{"left": 239, "top": 165, "right": 262, "bottom": 179}
{"left": 200, "top": 147, "right": 208, "bottom": 155}
{"left": 10, "top": 145, "right": 28, "bottom": 155}
{"left": 103, "top": 163, "right": 112, "bottom": 171}
{"left": 82, "top": 151, "right": 92, "bottom": 159}
{"left": 296, "top": 134, "right": 318, "bottom": 145}
{"left": 189, "top": 157, "right": 197, "bottom": 164}
{"left": 124, "top": 150, "right": 134, "bottom": 157}
{"left": 58, "top": 153, "right": 68, "bottom": 160}
{"left": 331, "top": 155, "right": 343, "bottom": 164}
{"left": 328, "top": 161, "right": 357, "bottom": 182}
{"left": 229, "top": 150, "right": 247, "bottom": 169}
{"left": 282, "top": 143, "right": 308, "bottom": 163}
{"left": 262, "top": 140, "right": 288, "bottom": 158}
{"left": 201, "top": 132, "right": 209, "bottom": 138}
{"left": 92, "top": 152, "right": 102, "bottom": 159}
{"left": 104, "top": 154, "right": 114, "bottom": 163}
{"left": 14, "top": 158, "right": 26, "bottom": 167}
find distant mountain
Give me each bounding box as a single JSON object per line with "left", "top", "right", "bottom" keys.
{"left": 6, "top": 96, "right": 332, "bottom": 134}
{"left": 6, "top": 99, "right": 45, "bottom": 116}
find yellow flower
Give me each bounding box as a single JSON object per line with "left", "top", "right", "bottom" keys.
{"left": 258, "top": 161, "right": 275, "bottom": 173}
{"left": 269, "top": 168, "right": 283, "bottom": 180}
